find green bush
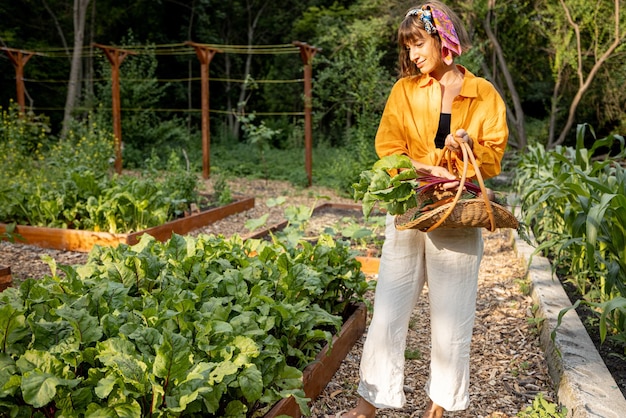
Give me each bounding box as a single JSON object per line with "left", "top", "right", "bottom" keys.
{"left": 0, "top": 107, "right": 204, "bottom": 233}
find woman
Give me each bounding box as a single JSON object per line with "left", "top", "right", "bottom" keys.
{"left": 343, "top": 2, "right": 508, "bottom": 417}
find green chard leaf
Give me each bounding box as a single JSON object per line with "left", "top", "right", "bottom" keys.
{"left": 153, "top": 330, "right": 192, "bottom": 387}
{"left": 0, "top": 301, "right": 28, "bottom": 355}
{"left": 353, "top": 154, "right": 420, "bottom": 217}
{"left": 55, "top": 305, "right": 103, "bottom": 346}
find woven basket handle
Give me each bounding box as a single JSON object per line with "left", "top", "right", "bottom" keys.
{"left": 427, "top": 141, "right": 496, "bottom": 232}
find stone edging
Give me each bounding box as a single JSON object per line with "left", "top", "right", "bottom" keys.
{"left": 513, "top": 231, "right": 626, "bottom": 417}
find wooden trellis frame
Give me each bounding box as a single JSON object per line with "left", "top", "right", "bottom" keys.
{"left": 1, "top": 47, "right": 38, "bottom": 114}
{"left": 93, "top": 44, "right": 137, "bottom": 174}
{"left": 2, "top": 42, "right": 321, "bottom": 184}
{"left": 186, "top": 42, "right": 221, "bottom": 179}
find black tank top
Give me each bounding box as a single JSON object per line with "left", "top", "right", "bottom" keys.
{"left": 434, "top": 113, "right": 451, "bottom": 149}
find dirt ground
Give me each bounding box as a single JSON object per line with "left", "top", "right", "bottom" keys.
{"left": 0, "top": 178, "right": 557, "bottom": 417}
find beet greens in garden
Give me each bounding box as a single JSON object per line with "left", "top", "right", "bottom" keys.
{"left": 0, "top": 231, "right": 369, "bottom": 417}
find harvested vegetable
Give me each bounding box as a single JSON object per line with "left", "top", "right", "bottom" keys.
{"left": 352, "top": 154, "right": 480, "bottom": 218}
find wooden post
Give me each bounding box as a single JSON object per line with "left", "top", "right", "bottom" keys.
{"left": 2, "top": 47, "right": 36, "bottom": 114}
{"left": 186, "top": 42, "right": 220, "bottom": 179}
{"left": 293, "top": 42, "right": 321, "bottom": 187}
{"left": 93, "top": 44, "right": 136, "bottom": 174}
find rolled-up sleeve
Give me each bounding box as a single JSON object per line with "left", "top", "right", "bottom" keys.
{"left": 374, "top": 69, "right": 508, "bottom": 180}
{"left": 446, "top": 75, "right": 508, "bottom": 180}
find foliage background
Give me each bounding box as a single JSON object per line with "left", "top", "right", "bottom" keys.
{"left": 1, "top": 0, "right": 624, "bottom": 194}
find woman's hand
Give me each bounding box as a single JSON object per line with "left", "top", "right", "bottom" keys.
{"left": 445, "top": 129, "right": 473, "bottom": 153}
{"left": 411, "top": 160, "right": 459, "bottom": 190}
{"left": 428, "top": 165, "right": 456, "bottom": 181}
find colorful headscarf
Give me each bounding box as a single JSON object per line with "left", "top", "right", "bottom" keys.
{"left": 406, "top": 4, "right": 462, "bottom": 64}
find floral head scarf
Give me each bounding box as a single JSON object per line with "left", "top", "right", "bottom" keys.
{"left": 406, "top": 4, "right": 461, "bottom": 65}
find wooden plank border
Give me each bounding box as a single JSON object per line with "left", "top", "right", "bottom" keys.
{"left": 0, "top": 265, "right": 11, "bottom": 292}
{"left": 264, "top": 302, "right": 367, "bottom": 417}
{"left": 0, "top": 197, "right": 255, "bottom": 252}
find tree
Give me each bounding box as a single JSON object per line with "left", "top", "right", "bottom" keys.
{"left": 61, "top": 0, "right": 91, "bottom": 137}
{"left": 539, "top": 0, "right": 626, "bottom": 147}
{"left": 457, "top": 0, "right": 549, "bottom": 150}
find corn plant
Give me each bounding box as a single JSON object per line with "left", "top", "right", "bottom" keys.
{"left": 514, "top": 124, "right": 626, "bottom": 347}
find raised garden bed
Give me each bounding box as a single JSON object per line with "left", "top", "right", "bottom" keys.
{"left": 241, "top": 204, "right": 375, "bottom": 415}
{"left": 0, "top": 196, "right": 254, "bottom": 252}
{"left": 265, "top": 302, "right": 367, "bottom": 417}
{"left": 243, "top": 202, "right": 382, "bottom": 275}
{"left": 0, "top": 265, "right": 11, "bottom": 292}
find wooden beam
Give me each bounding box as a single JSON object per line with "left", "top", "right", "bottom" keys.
{"left": 1, "top": 47, "right": 36, "bottom": 114}
{"left": 293, "top": 41, "right": 322, "bottom": 187}
{"left": 186, "top": 42, "right": 222, "bottom": 179}
{"left": 93, "top": 44, "right": 137, "bottom": 174}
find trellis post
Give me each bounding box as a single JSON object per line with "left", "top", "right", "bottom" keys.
{"left": 2, "top": 47, "right": 36, "bottom": 115}
{"left": 93, "top": 43, "right": 136, "bottom": 174}
{"left": 293, "top": 41, "right": 321, "bottom": 187}
{"left": 186, "top": 42, "right": 221, "bottom": 179}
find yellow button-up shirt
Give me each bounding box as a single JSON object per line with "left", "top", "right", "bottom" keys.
{"left": 375, "top": 66, "right": 508, "bottom": 180}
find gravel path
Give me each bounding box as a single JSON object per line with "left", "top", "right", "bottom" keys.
{"left": 0, "top": 178, "right": 556, "bottom": 417}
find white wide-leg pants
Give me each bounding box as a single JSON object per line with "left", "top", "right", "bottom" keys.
{"left": 357, "top": 214, "right": 483, "bottom": 411}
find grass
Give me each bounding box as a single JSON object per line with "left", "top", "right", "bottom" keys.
{"left": 209, "top": 142, "right": 373, "bottom": 198}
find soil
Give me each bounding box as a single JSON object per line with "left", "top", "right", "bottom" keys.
{"left": 560, "top": 279, "right": 626, "bottom": 397}
{"left": 1, "top": 177, "right": 561, "bottom": 417}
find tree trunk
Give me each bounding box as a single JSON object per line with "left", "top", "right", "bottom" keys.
{"left": 482, "top": 4, "right": 526, "bottom": 149}
{"left": 230, "top": 0, "right": 268, "bottom": 138}
{"left": 547, "top": 67, "right": 564, "bottom": 148}
{"left": 61, "top": 0, "right": 90, "bottom": 137}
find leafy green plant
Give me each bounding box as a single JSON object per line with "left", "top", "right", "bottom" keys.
{"left": 0, "top": 102, "right": 51, "bottom": 160}
{"left": 320, "top": 215, "right": 385, "bottom": 257}
{"left": 404, "top": 348, "right": 422, "bottom": 360}
{"left": 526, "top": 303, "right": 546, "bottom": 335}
{"left": 517, "top": 393, "right": 567, "bottom": 417}
{"left": 0, "top": 110, "right": 209, "bottom": 233}
{"left": 239, "top": 114, "right": 282, "bottom": 181}
{"left": 0, "top": 223, "right": 24, "bottom": 244}
{"left": 352, "top": 154, "right": 483, "bottom": 218}
{"left": 213, "top": 173, "right": 233, "bottom": 207}
{"left": 0, "top": 230, "right": 368, "bottom": 417}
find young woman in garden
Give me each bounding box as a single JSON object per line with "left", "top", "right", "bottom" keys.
{"left": 342, "top": 2, "right": 508, "bottom": 417}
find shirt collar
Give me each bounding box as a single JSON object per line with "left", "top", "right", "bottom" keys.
{"left": 416, "top": 65, "right": 479, "bottom": 98}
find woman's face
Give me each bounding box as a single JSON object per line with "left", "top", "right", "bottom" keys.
{"left": 404, "top": 30, "right": 443, "bottom": 75}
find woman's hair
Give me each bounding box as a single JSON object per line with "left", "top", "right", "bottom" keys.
{"left": 398, "top": 1, "right": 471, "bottom": 77}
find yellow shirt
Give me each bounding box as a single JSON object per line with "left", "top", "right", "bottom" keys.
{"left": 375, "top": 66, "right": 508, "bottom": 180}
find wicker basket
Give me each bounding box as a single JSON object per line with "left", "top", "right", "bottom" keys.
{"left": 395, "top": 142, "right": 518, "bottom": 232}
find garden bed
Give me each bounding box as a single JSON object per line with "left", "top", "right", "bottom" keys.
{"left": 0, "top": 178, "right": 558, "bottom": 416}
{"left": 0, "top": 196, "right": 254, "bottom": 252}
{"left": 265, "top": 302, "right": 367, "bottom": 417}
{"left": 243, "top": 202, "right": 383, "bottom": 275}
